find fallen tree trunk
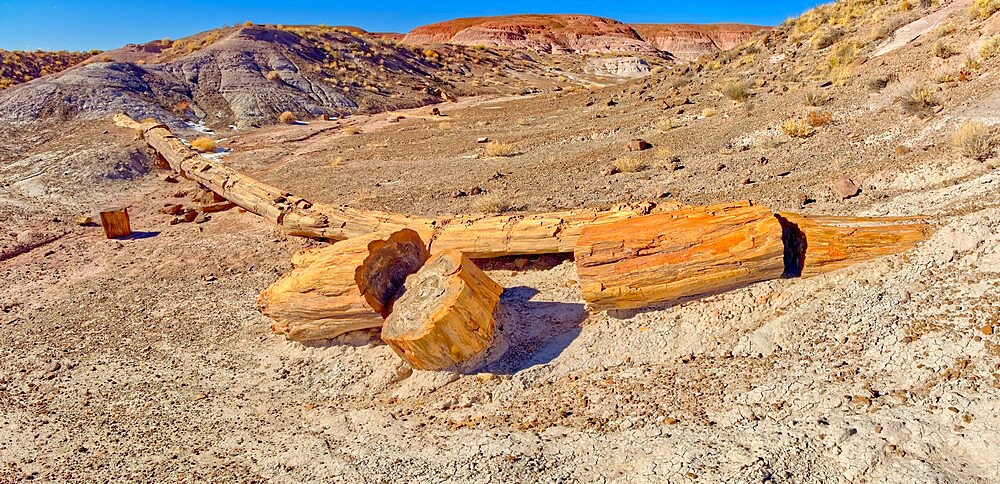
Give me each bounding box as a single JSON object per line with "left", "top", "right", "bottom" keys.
{"left": 354, "top": 229, "right": 430, "bottom": 318}
{"left": 382, "top": 251, "right": 503, "bottom": 371}
{"left": 574, "top": 202, "right": 787, "bottom": 311}
{"left": 776, "top": 212, "right": 931, "bottom": 277}
{"left": 258, "top": 234, "right": 387, "bottom": 342}
{"left": 115, "top": 114, "right": 663, "bottom": 257}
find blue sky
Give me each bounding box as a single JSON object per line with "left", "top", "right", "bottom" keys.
{"left": 0, "top": 1, "right": 827, "bottom": 51}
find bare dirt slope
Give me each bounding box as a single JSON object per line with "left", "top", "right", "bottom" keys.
{"left": 2, "top": 0, "right": 1000, "bottom": 481}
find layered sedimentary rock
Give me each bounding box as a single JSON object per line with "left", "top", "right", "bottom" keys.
{"left": 403, "top": 14, "right": 659, "bottom": 54}
{"left": 630, "top": 23, "right": 770, "bottom": 61}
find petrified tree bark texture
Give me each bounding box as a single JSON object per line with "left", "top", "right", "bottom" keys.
{"left": 381, "top": 251, "right": 503, "bottom": 371}
{"left": 354, "top": 229, "right": 431, "bottom": 318}
{"left": 574, "top": 202, "right": 787, "bottom": 311}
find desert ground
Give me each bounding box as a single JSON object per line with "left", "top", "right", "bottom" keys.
{"left": 3, "top": 1, "right": 1000, "bottom": 482}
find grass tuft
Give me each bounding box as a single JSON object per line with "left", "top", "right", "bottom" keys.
{"left": 953, "top": 121, "right": 993, "bottom": 160}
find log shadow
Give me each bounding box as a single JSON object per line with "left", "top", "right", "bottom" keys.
{"left": 121, "top": 231, "right": 160, "bottom": 240}
{"left": 480, "top": 286, "right": 587, "bottom": 375}
{"left": 775, "top": 214, "right": 807, "bottom": 279}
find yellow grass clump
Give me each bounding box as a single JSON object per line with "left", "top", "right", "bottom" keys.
{"left": 484, "top": 141, "right": 515, "bottom": 157}
{"left": 613, "top": 156, "right": 648, "bottom": 173}
{"left": 190, "top": 138, "right": 218, "bottom": 153}
{"left": 781, "top": 119, "right": 816, "bottom": 138}
{"left": 953, "top": 121, "right": 993, "bottom": 160}
{"left": 471, "top": 193, "right": 513, "bottom": 213}
{"left": 278, "top": 111, "right": 296, "bottom": 124}
{"left": 971, "top": 0, "right": 1000, "bottom": 19}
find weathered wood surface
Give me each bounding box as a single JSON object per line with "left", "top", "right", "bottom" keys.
{"left": 777, "top": 212, "right": 931, "bottom": 277}
{"left": 382, "top": 251, "right": 503, "bottom": 371}
{"left": 99, "top": 208, "right": 132, "bottom": 239}
{"left": 355, "top": 229, "right": 430, "bottom": 318}
{"left": 574, "top": 202, "right": 787, "bottom": 311}
{"left": 258, "top": 234, "right": 387, "bottom": 342}
{"left": 116, "top": 114, "right": 665, "bottom": 257}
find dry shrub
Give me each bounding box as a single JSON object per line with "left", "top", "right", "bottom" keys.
{"left": 484, "top": 141, "right": 515, "bottom": 157}
{"left": 344, "top": 126, "right": 361, "bottom": 135}
{"left": 613, "top": 156, "right": 647, "bottom": 173}
{"left": 802, "top": 89, "right": 829, "bottom": 106}
{"left": 932, "top": 41, "right": 958, "bottom": 59}
{"left": 807, "top": 111, "right": 833, "bottom": 127}
{"left": 781, "top": 119, "right": 815, "bottom": 138}
{"left": 471, "top": 193, "right": 512, "bottom": 214}
{"left": 174, "top": 100, "right": 190, "bottom": 113}
{"left": 701, "top": 107, "right": 718, "bottom": 118}
{"left": 901, "top": 85, "right": 938, "bottom": 116}
{"left": 953, "top": 121, "right": 993, "bottom": 160}
{"left": 720, "top": 80, "right": 751, "bottom": 102}
{"left": 972, "top": 0, "right": 1000, "bottom": 19}
{"left": 979, "top": 34, "right": 1000, "bottom": 60}
{"left": 811, "top": 27, "right": 844, "bottom": 49}
{"left": 190, "top": 138, "right": 217, "bottom": 153}
{"left": 266, "top": 70, "right": 281, "bottom": 81}
{"left": 278, "top": 111, "right": 296, "bottom": 124}
{"left": 329, "top": 156, "right": 345, "bottom": 167}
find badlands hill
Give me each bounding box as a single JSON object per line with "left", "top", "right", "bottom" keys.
{"left": 4, "top": 0, "right": 1000, "bottom": 481}
{"left": 0, "top": 49, "right": 95, "bottom": 89}
{"left": 402, "top": 14, "right": 768, "bottom": 57}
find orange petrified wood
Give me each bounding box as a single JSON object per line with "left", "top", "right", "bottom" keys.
{"left": 99, "top": 208, "right": 132, "bottom": 239}
{"left": 381, "top": 251, "right": 503, "bottom": 371}
{"left": 574, "top": 201, "right": 787, "bottom": 312}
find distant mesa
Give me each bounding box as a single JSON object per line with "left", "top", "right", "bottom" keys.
{"left": 401, "top": 14, "right": 769, "bottom": 58}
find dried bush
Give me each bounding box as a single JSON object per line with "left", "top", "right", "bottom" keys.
{"left": 979, "top": 34, "right": 1000, "bottom": 60}
{"left": 344, "top": 126, "right": 361, "bottom": 135}
{"left": 811, "top": 27, "right": 844, "bottom": 49}
{"left": 901, "top": 85, "right": 939, "bottom": 116}
{"left": 721, "top": 80, "right": 751, "bottom": 102}
{"left": 781, "top": 119, "right": 815, "bottom": 138}
{"left": 190, "top": 138, "right": 217, "bottom": 153}
{"left": 953, "top": 121, "right": 993, "bottom": 160}
{"left": 613, "top": 156, "right": 648, "bottom": 173}
{"left": 471, "top": 193, "right": 512, "bottom": 214}
{"left": 484, "top": 141, "right": 515, "bottom": 157}
{"left": 971, "top": 0, "right": 1000, "bottom": 19}
{"left": 278, "top": 111, "right": 296, "bottom": 124}
{"left": 807, "top": 111, "right": 834, "bottom": 127}
{"left": 802, "top": 89, "right": 829, "bottom": 106}
{"left": 701, "top": 107, "right": 718, "bottom": 118}
{"left": 932, "top": 41, "right": 958, "bottom": 59}
{"left": 266, "top": 70, "right": 281, "bottom": 81}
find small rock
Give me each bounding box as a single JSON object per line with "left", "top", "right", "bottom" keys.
{"left": 715, "top": 163, "right": 726, "bottom": 171}
{"left": 182, "top": 211, "right": 198, "bottom": 223}
{"left": 933, "top": 105, "right": 944, "bottom": 114}
{"left": 983, "top": 324, "right": 994, "bottom": 336}
{"left": 169, "top": 217, "right": 182, "bottom": 225}
{"left": 600, "top": 164, "right": 620, "bottom": 176}
{"left": 163, "top": 174, "right": 179, "bottom": 183}
{"left": 628, "top": 139, "right": 653, "bottom": 151}
{"left": 469, "top": 187, "right": 483, "bottom": 196}
{"left": 476, "top": 137, "right": 490, "bottom": 143}
{"left": 452, "top": 190, "right": 468, "bottom": 198}
{"left": 159, "top": 204, "right": 184, "bottom": 215}
{"left": 194, "top": 213, "right": 209, "bottom": 224}
{"left": 833, "top": 177, "right": 860, "bottom": 199}
{"left": 76, "top": 216, "right": 94, "bottom": 226}
{"left": 606, "top": 99, "right": 618, "bottom": 107}
{"left": 431, "top": 107, "right": 441, "bottom": 116}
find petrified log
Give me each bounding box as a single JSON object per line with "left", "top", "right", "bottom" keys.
{"left": 354, "top": 229, "right": 430, "bottom": 318}
{"left": 99, "top": 208, "right": 132, "bottom": 239}
{"left": 776, "top": 212, "right": 931, "bottom": 277}
{"left": 382, "top": 251, "right": 503, "bottom": 371}
{"left": 259, "top": 234, "right": 385, "bottom": 342}
{"left": 574, "top": 202, "right": 787, "bottom": 311}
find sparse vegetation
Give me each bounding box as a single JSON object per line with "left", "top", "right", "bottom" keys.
{"left": 278, "top": 111, "right": 296, "bottom": 124}
{"left": 190, "top": 138, "right": 218, "bottom": 153}
{"left": 344, "top": 126, "right": 362, "bottom": 135}
{"left": 471, "top": 193, "right": 512, "bottom": 213}
{"left": 971, "top": 0, "right": 1000, "bottom": 19}
{"left": 266, "top": 70, "right": 281, "bottom": 81}
{"left": 613, "top": 156, "right": 647, "bottom": 173}
{"left": 483, "top": 141, "right": 515, "bottom": 157}
{"left": 721, "top": 80, "right": 751, "bottom": 102}
{"left": 901, "top": 85, "right": 939, "bottom": 116}
{"left": 701, "top": 107, "right": 718, "bottom": 118}
{"left": 953, "top": 121, "right": 993, "bottom": 160}
{"left": 807, "top": 111, "right": 834, "bottom": 127}
{"left": 781, "top": 119, "right": 816, "bottom": 138}
{"left": 978, "top": 34, "right": 1000, "bottom": 60}
{"left": 811, "top": 27, "right": 844, "bottom": 49}
{"left": 932, "top": 41, "right": 958, "bottom": 59}
{"left": 802, "top": 89, "right": 829, "bottom": 106}
{"left": 0, "top": 49, "right": 94, "bottom": 89}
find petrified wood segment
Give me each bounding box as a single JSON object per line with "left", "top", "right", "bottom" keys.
{"left": 777, "top": 213, "right": 931, "bottom": 277}
{"left": 259, "top": 234, "right": 386, "bottom": 342}
{"left": 99, "top": 208, "right": 132, "bottom": 239}
{"left": 355, "top": 229, "right": 431, "bottom": 318}
{"left": 382, "top": 252, "right": 503, "bottom": 371}
{"left": 574, "top": 202, "right": 787, "bottom": 311}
